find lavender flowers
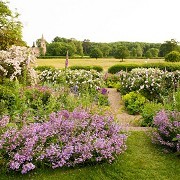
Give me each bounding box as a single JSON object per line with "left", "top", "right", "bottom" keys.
{"left": 152, "top": 110, "right": 180, "bottom": 152}
{"left": 0, "top": 109, "right": 127, "bottom": 174}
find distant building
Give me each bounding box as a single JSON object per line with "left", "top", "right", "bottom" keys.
{"left": 32, "top": 34, "right": 46, "bottom": 56}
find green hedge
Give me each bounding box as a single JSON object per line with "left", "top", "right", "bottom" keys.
{"left": 34, "top": 66, "right": 56, "bottom": 72}
{"left": 37, "top": 56, "right": 90, "bottom": 59}
{"left": 108, "top": 63, "right": 180, "bottom": 74}
{"left": 69, "top": 65, "right": 103, "bottom": 72}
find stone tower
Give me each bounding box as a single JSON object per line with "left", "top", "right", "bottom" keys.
{"left": 40, "top": 34, "right": 46, "bottom": 56}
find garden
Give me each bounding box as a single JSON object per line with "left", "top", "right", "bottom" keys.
{"left": 0, "top": 46, "right": 179, "bottom": 179}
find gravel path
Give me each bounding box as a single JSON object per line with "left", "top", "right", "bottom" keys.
{"left": 107, "top": 88, "right": 150, "bottom": 131}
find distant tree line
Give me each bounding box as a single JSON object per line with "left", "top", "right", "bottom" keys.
{"left": 0, "top": 1, "right": 180, "bottom": 62}
{"left": 40, "top": 37, "right": 180, "bottom": 61}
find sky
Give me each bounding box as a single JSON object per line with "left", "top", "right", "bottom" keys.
{"left": 8, "top": 0, "right": 180, "bottom": 46}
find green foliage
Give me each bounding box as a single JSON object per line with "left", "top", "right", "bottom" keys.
{"left": 163, "top": 88, "right": 180, "bottom": 111}
{"left": 113, "top": 45, "right": 130, "bottom": 61}
{"left": 108, "top": 63, "right": 180, "bottom": 74}
{"left": 35, "top": 65, "right": 56, "bottom": 72}
{"left": 159, "top": 39, "right": 179, "bottom": 57}
{"left": 0, "top": 1, "right": 26, "bottom": 50}
{"left": 105, "top": 74, "right": 120, "bottom": 88}
{"left": 89, "top": 47, "right": 103, "bottom": 59}
{"left": 69, "top": 65, "right": 103, "bottom": 72}
{"left": 165, "top": 51, "right": 180, "bottom": 62}
{"left": 46, "top": 42, "right": 76, "bottom": 56}
{"left": 108, "top": 64, "right": 140, "bottom": 73}
{"left": 141, "top": 102, "right": 164, "bottom": 127}
{"left": 0, "top": 85, "right": 16, "bottom": 116}
{"left": 122, "top": 92, "right": 146, "bottom": 115}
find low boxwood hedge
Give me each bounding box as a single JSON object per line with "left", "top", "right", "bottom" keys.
{"left": 108, "top": 63, "right": 180, "bottom": 74}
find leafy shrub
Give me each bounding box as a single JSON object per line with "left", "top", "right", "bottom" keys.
{"left": 0, "top": 109, "right": 127, "bottom": 174}
{"left": 39, "top": 69, "right": 104, "bottom": 92}
{"left": 162, "top": 88, "right": 180, "bottom": 111}
{"left": 141, "top": 102, "right": 164, "bottom": 127}
{"left": 152, "top": 110, "right": 180, "bottom": 152}
{"left": 108, "top": 64, "right": 140, "bottom": 74}
{"left": 0, "top": 46, "right": 37, "bottom": 84}
{"left": 105, "top": 74, "right": 120, "bottom": 88}
{"left": 117, "top": 68, "right": 180, "bottom": 102}
{"left": 0, "top": 85, "right": 16, "bottom": 116}
{"left": 35, "top": 65, "right": 56, "bottom": 72}
{"left": 165, "top": 51, "right": 180, "bottom": 62}
{"left": 108, "top": 63, "right": 180, "bottom": 74}
{"left": 122, "top": 92, "right": 146, "bottom": 115}
{"left": 69, "top": 65, "right": 103, "bottom": 72}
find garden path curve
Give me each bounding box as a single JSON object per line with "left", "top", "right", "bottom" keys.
{"left": 107, "top": 88, "right": 150, "bottom": 131}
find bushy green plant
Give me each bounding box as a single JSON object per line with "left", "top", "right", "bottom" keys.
{"left": 69, "top": 65, "right": 103, "bottom": 72}
{"left": 141, "top": 102, "right": 164, "bottom": 127}
{"left": 105, "top": 74, "right": 120, "bottom": 88}
{"left": 0, "top": 85, "right": 16, "bottom": 116}
{"left": 165, "top": 51, "right": 180, "bottom": 62}
{"left": 122, "top": 92, "right": 146, "bottom": 115}
{"left": 35, "top": 65, "right": 56, "bottom": 72}
{"left": 108, "top": 63, "right": 180, "bottom": 74}
{"left": 163, "top": 88, "right": 180, "bottom": 111}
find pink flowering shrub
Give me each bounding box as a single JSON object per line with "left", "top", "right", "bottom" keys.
{"left": 0, "top": 109, "right": 127, "bottom": 174}
{"left": 152, "top": 110, "right": 180, "bottom": 152}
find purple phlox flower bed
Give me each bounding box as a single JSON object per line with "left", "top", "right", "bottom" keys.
{"left": 0, "top": 109, "right": 127, "bottom": 174}
{"left": 152, "top": 110, "right": 180, "bottom": 152}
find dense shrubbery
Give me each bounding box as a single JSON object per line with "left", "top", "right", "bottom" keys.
{"left": 165, "top": 51, "right": 180, "bottom": 62}
{"left": 141, "top": 102, "right": 164, "bottom": 127}
{"left": 108, "top": 63, "right": 180, "bottom": 74}
{"left": 122, "top": 92, "right": 146, "bottom": 115}
{"left": 116, "top": 68, "right": 180, "bottom": 102}
{"left": 0, "top": 109, "right": 127, "bottom": 174}
{"left": 35, "top": 65, "right": 56, "bottom": 72}
{"left": 0, "top": 46, "right": 37, "bottom": 85}
{"left": 69, "top": 65, "right": 103, "bottom": 72}
{"left": 152, "top": 110, "right": 180, "bottom": 153}
{"left": 39, "top": 69, "right": 104, "bottom": 93}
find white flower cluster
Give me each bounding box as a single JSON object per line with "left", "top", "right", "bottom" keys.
{"left": 65, "top": 69, "right": 104, "bottom": 90}
{"left": 0, "top": 46, "right": 37, "bottom": 84}
{"left": 39, "top": 69, "right": 104, "bottom": 91}
{"left": 117, "top": 68, "right": 180, "bottom": 95}
{"left": 39, "top": 69, "right": 63, "bottom": 84}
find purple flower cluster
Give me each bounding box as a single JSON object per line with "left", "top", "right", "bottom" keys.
{"left": 152, "top": 110, "right": 180, "bottom": 152}
{"left": 0, "top": 109, "right": 127, "bottom": 174}
{"left": 0, "top": 116, "right": 9, "bottom": 127}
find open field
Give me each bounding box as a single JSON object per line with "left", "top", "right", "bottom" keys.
{"left": 36, "top": 58, "right": 165, "bottom": 71}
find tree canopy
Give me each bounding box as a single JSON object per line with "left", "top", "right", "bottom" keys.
{"left": 0, "top": 1, "right": 26, "bottom": 50}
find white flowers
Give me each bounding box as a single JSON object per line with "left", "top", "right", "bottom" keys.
{"left": 0, "top": 45, "right": 37, "bottom": 84}
{"left": 39, "top": 69, "right": 104, "bottom": 91}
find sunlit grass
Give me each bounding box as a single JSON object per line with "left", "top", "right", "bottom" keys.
{"left": 1, "top": 131, "right": 179, "bottom": 180}
{"left": 36, "top": 58, "right": 165, "bottom": 71}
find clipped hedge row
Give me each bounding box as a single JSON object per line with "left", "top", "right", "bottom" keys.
{"left": 37, "top": 56, "right": 90, "bottom": 59}
{"left": 69, "top": 65, "right": 103, "bottom": 72}
{"left": 108, "top": 63, "right": 180, "bottom": 74}
{"left": 34, "top": 65, "right": 56, "bottom": 72}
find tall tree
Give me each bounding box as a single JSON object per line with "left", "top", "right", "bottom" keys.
{"left": 159, "top": 39, "right": 179, "bottom": 57}
{"left": 114, "top": 46, "right": 130, "bottom": 61}
{"left": 0, "top": 1, "right": 26, "bottom": 50}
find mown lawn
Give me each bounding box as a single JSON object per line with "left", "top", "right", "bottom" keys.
{"left": 1, "top": 131, "right": 179, "bottom": 180}
{"left": 36, "top": 58, "right": 165, "bottom": 71}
